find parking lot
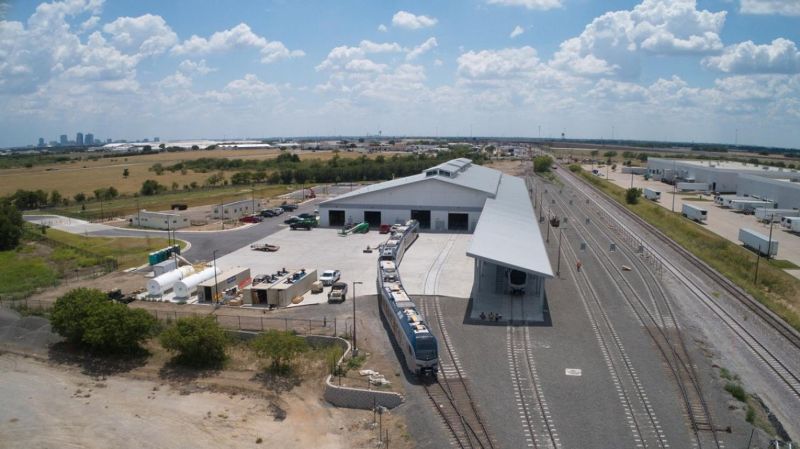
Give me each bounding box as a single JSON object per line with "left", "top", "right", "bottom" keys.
{"left": 214, "top": 227, "right": 476, "bottom": 300}
{"left": 599, "top": 167, "right": 800, "bottom": 279}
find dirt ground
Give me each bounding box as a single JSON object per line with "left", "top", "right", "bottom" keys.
{"left": 484, "top": 158, "right": 530, "bottom": 176}
{"left": 0, "top": 352, "right": 408, "bottom": 449}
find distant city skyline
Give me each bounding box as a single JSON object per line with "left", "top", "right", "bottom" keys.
{"left": 2, "top": 0, "right": 799, "bottom": 148}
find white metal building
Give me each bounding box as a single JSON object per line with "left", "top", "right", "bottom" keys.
{"left": 130, "top": 210, "right": 190, "bottom": 230}
{"left": 212, "top": 199, "right": 263, "bottom": 219}
{"left": 319, "top": 158, "right": 553, "bottom": 302}
{"left": 736, "top": 174, "right": 800, "bottom": 210}
{"left": 647, "top": 158, "right": 796, "bottom": 193}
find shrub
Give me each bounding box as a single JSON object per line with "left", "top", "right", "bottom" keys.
{"left": 251, "top": 330, "right": 308, "bottom": 374}
{"left": 725, "top": 382, "right": 747, "bottom": 402}
{"left": 625, "top": 187, "right": 642, "bottom": 204}
{"left": 568, "top": 164, "right": 582, "bottom": 173}
{"left": 533, "top": 155, "right": 554, "bottom": 173}
{"left": 159, "top": 315, "right": 228, "bottom": 367}
{"left": 0, "top": 202, "right": 24, "bottom": 250}
{"left": 51, "top": 288, "right": 108, "bottom": 344}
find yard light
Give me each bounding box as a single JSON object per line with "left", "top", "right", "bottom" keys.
{"left": 352, "top": 281, "right": 363, "bottom": 357}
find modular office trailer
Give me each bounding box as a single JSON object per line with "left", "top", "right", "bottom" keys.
{"left": 197, "top": 267, "right": 251, "bottom": 302}
{"left": 681, "top": 203, "right": 707, "bottom": 222}
{"left": 738, "top": 228, "right": 779, "bottom": 257}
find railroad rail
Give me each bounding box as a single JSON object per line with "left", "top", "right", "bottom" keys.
{"left": 545, "top": 180, "right": 722, "bottom": 448}
{"left": 556, "top": 167, "right": 800, "bottom": 400}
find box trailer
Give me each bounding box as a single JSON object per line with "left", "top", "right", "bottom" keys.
{"left": 754, "top": 208, "right": 799, "bottom": 223}
{"left": 197, "top": 267, "right": 251, "bottom": 302}
{"left": 621, "top": 167, "right": 647, "bottom": 175}
{"left": 677, "top": 182, "right": 709, "bottom": 192}
{"left": 643, "top": 188, "right": 661, "bottom": 201}
{"left": 729, "top": 199, "right": 775, "bottom": 214}
{"left": 793, "top": 220, "right": 800, "bottom": 233}
{"left": 681, "top": 203, "right": 707, "bottom": 222}
{"left": 783, "top": 216, "right": 800, "bottom": 229}
{"left": 267, "top": 269, "right": 318, "bottom": 307}
{"left": 719, "top": 196, "right": 751, "bottom": 208}
{"left": 738, "top": 228, "right": 779, "bottom": 257}
{"left": 714, "top": 194, "right": 740, "bottom": 206}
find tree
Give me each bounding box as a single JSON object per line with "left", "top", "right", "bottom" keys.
{"left": 205, "top": 172, "right": 225, "bottom": 187}
{"left": 123, "top": 168, "right": 130, "bottom": 178}
{"left": 140, "top": 179, "right": 166, "bottom": 196}
{"left": 267, "top": 172, "right": 281, "bottom": 184}
{"left": 533, "top": 155, "right": 554, "bottom": 173}
{"left": 74, "top": 192, "right": 87, "bottom": 203}
{"left": 603, "top": 151, "right": 618, "bottom": 158}
{"left": 51, "top": 288, "right": 108, "bottom": 344}
{"left": 625, "top": 187, "right": 642, "bottom": 205}
{"left": 590, "top": 150, "right": 599, "bottom": 157}
{"left": 81, "top": 303, "right": 157, "bottom": 353}
{"left": 151, "top": 163, "right": 165, "bottom": 175}
{"left": 159, "top": 316, "right": 228, "bottom": 367}
{"left": 191, "top": 145, "right": 200, "bottom": 151}
{"left": 49, "top": 190, "right": 62, "bottom": 206}
{"left": 0, "top": 202, "right": 24, "bottom": 250}
{"left": 251, "top": 330, "right": 308, "bottom": 373}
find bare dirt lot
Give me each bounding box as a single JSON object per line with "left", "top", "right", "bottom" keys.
{"left": 0, "top": 352, "right": 400, "bottom": 449}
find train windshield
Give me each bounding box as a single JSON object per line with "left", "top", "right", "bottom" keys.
{"left": 416, "top": 336, "right": 437, "bottom": 361}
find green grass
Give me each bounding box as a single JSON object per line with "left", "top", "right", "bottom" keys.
{"left": 43, "top": 228, "right": 181, "bottom": 269}
{"left": 576, "top": 170, "right": 800, "bottom": 333}
{"left": 44, "top": 183, "right": 299, "bottom": 220}
{"left": 0, "top": 248, "right": 58, "bottom": 300}
{"left": 769, "top": 259, "right": 800, "bottom": 270}
{"left": 725, "top": 382, "right": 747, "bottom": 402}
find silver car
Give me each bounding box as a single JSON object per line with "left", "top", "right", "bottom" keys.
{"left": 319, "top": 269, "right": 341, "bottom": 286}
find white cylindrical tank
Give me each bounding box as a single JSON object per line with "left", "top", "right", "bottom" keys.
{"left": 147, "top": 265, "right": 196, "bottom": 296}
{"left": 173, "top": 267, "right": 220, "bottom": 299}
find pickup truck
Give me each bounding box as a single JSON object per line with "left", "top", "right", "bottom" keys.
{"left": 327, "top": 282, "right": 348, "bottom": 303}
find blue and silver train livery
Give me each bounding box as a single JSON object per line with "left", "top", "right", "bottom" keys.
{"left": 376, "top": 220, "right": 438, "bottom": 377}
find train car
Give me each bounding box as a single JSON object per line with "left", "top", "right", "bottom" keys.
{"left": 376, "top": 220, "right": 438, "bottom": 377}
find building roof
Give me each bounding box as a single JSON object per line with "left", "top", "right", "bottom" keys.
{"left": 650, "top": 158, "right": 800, "bottom": 176}
{"left": 321, "top": 158, "right": 553, "bottom": 278}
{"left": 467, "top": 174, "right": 554, "bottom": 278}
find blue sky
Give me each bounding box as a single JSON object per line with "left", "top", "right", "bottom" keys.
{"left": 1, "top": 0, "right": 799, "bottom": 148}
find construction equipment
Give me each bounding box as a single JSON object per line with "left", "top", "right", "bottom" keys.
{"left": 251, "top": 243, "right": 280, "bottom": 252}
{"left": 339, "top": 222, "right": 369, "bottom": 236}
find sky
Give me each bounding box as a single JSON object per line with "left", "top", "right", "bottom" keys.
{"left": 0, "top": 0, "right": 799, "bottom": 148}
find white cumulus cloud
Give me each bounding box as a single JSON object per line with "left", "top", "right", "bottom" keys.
{"left": 703, "top": 38, "right": 800, "bottom": 74}
{"left": 103, "top": 14, "right": 178, "bottom": 57}
{"left": 740, "top": 0, "right": 800, "bottom": 16}
{"left": 457, "top": 47, "right": 539, "bottom": 78}
{"left": 378, "top": 24, "right": 388, "bottom": 32}
{"left": 487, "top": 0, "right": 562, "bottom": 10}
{"left": 510, "top": 26, "right": 525, "bottom": 39}
{"left": 406, "top": 37, "right": 438, "bottom": 61}
{"left": 171, "top": 23, "right": 304, "bottom": 64}
{"left": 316, "top": 40, "right": 404, "bottom": 71}
{"left": 178, "top": 59, "right": 215, "bottom": 75}
{"left": 392, "top": 11, "right": 438, "bottom": 30}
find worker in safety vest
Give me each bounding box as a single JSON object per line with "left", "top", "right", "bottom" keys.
{"left": 576, "top": 260, "right": 582, "bottom": 272}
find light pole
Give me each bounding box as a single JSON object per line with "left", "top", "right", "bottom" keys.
{"left": 213, "top": 249, "right": 220, "bottom": 305}
{"left": 671, "top": 160, "right": 677, "bottom": 213}
{"left": 352, "top": 281, "right": 363, "bottom": 357}
{"left": 556, "top": 226, "right": 566, "bottom": 276}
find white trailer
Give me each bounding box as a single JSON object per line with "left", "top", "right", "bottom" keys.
{"left": 738, "top": 228, "right": 779, "bottom": 257}
{"left": 729, "top": 199, "right": 774, "bottom": 214}
{"left": 754, "top": 208, "right": 799, "bottom": 223}
{"left": 793, "top": 219, "right": 800, "bottom": 233}
{"left": 681, "top": 203, "right": 707, "bottom": 222}
{"left": 719, "top": 196, "right": 750, "bottom": 208}
{"left": 643, "top": 188, "right": 661, "bottom": 201}
{"left": 783, "top": 216, "right": 800, "bottom": 229}
{"left": 677, "top": 182, "right": 709, "bottom": 192}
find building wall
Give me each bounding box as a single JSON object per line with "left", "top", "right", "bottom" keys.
{"left": 737, "top": 175, "right": 800, "bottom": 210}
{"left": 212, "top": 199, "right": 263, "bottom": 219}
{"left": 130, "top": 211, "right": 190, "bottom": 230}
{"left": 319, "top": 178, "right": 490, "bottom": 231}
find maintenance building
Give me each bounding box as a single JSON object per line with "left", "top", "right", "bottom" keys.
{"left": 130, "top": 210, "right": 190, "bottom": 230}
{"left": 213, "top": 199, "right": 263, "bottom": 219}
{"left": 646, "top": 158, "right": 796, "bottom": 193}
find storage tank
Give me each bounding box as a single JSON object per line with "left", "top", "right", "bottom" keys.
{"left": 173, "top": 267, "right": 220, "bottom": 299}
{"left": 152, "top": 258, "right": 178, "bottom": 277}
{"left": 147, "top": 265, "right": 196, "bottom": 296}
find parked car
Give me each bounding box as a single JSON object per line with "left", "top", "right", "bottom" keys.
{"left": 327, "top": 282, "right": 348, "bottom": 303}
{"left": 379, "top": 224, "right": 391, "bottom": 234}
{"left": 281, "top": 203, "right": 299, "bottom": 211}
{"left": 290, "top": 220, "right": 314, "bottom": 230}
{"left": 260, "top": 209, "right": 277, "bottom": 217}
{"left": 283, "top": 216, "right": 301, "bottom": 225}
{"left": 319, "top": 269, "right": 341, "bottom": 286}
{"left": 298, "top": 213, "right": 316, "bottom": 220}
{"left": 240, "top": 215, "right": 263, "bottom": 223}
{"left": 272, "top": 207, "right": 284, "bottom": 216}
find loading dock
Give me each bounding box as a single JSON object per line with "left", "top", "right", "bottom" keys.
{"left": 448, "top": 213, "right": 469, "bottom": 231}
{"left": 411, "top": 210, "right": 431, "bottom": 229}
{"left": 364, "top": 211, "right": 382, "bottom": 227}
{"left": 328, "top": 210, "right": 345, "bottom": 227}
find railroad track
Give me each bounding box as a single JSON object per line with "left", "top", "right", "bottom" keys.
{"left": 417, "top": 235, "right": 495, "bottom": 449}
{"left": 545, "top": 179, "right": 722, "bottom": 449}
{"left": 556, "top": 167, "right": 800, "bottom": 400}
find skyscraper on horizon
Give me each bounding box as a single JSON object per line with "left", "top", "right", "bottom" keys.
{"left": 76, "top": 132, "right": 84, "bottom": 146}
{"left": 38, "top": 137, "right": 45, "bottom": 147}
{"left": 85, "top": 133, "right": 94, "bottom": 145}
{"left": 59, "top": 134, "right": 67, "bottom": 145}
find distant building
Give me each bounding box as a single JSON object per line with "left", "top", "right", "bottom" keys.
{"left": 76, "top": 132, "right": 84, "bottom": 146}
{"left": 154, "top": 137, "right": 160, "bottom": 142}
{"left": 213, "top": 199, "right": 263, "bottom": 219}
{"left": 59, "top": 134, "right": 68, "bottom": 145}
{"left": 143, "top": 138, "right": 149, "bottom": 143}
{"left": 106, "top": 138, "right": 112, "bottom": 143}
{"left": 129, "top": 210, "right": 190, "bottom": 230}
{"left": 85, "top": 133, "right": 94, "bottom": 145}
{"left": 38, "top": 138, "right": 45, "bottom": 147}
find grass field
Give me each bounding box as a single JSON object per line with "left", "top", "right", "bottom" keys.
{"left": 0, "top": 148, "right": 386, "bottom": 198}
{"left": 43, "top": 228, "right": 182, "bottom": 269}
{"left": 572, "top": 168, "right": 800, "bottom": 332}
{"left": 0, "top": 247, "right": 59, "bottom": 300}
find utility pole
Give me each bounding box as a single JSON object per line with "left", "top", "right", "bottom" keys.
{"left": 556, "top": 226, "right": 565, "bottom": 276}
{"left": 754, "top": 245, "right": 761, "bottom": 284}
{"left": 671, "top": 160, "right": 677, "bottom": 213}
{"left": 352, "top": 281, "right": 363, "bottom": 357}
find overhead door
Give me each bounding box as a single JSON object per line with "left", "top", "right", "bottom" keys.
{"left": 411, "top": 210, "right": 431, "bottom": 229}
{"left": 364, "top": 211, "right": 382, "bottom": 227}
{"left": 328, "top": 210, "right": 345, "bottom": 227}
{"left": 448, "top": 213, "right": 469, "bottom": 231}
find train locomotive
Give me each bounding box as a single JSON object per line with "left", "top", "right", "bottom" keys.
{"left": 376, "top": 220, "right": 439, "bottom": 377}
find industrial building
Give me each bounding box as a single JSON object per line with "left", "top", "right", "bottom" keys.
{"left": 197, "top": 267, "right": 251, "bottom": 302}
{"left": 319, "top": 158, "right": 553, "bottom": 308}
{"left": 130, "top": 210, "right": 190, "bottom": 230}
{"left": 646, "top": 158, "right": 797, "bottom": 193}
{"left": 213, "top": 199, "right": 263, "bottom": 219}
{"left": 736, "top": 174, "right": 800, "bottom": 210}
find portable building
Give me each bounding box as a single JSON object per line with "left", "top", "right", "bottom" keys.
{"left": 754, "top": 208, "right": 799, "bottom": 223}
{"left": 152, "top": 258, "right": 177, "bottom": 277}
{"left": 681, "top": 203, "right": 707, "bottom": 222}
{"left": 130, "top": 210, "right": 190, "bottom": 230}
{"left": 197, "top": 267, "right": 251, "bottom": 302}
{"left": 212, "top": 200, "right": 263, "bottom": 219}
{"left": 267, "top": 269, "right": 318, "bottom": 307}
{"left": 738, "top": 228, "right": 779, "bottom": 257}
{"left": 643, "top": 188, "right": 661, "bottom": 201}
{"left": 677, "top": 182, "right": 709, "bottom": 192}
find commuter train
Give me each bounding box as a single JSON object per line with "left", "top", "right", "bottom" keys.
{"left": 376, "top": 220, "right": 439, "bottom": 377}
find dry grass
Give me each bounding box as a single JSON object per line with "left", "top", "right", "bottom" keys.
{"left": 0, "top": 149, "right": 393, "bottom": 197}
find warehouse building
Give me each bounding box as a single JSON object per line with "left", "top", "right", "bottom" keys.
{"left": 130, "top": 210, "right": 190, "bottom": 230}
{"left": 647, "top": 158, "right": 796, "bottom": 193}
{"left": 736, "top": 174, "right": 800, "bottom": 210}
{"left": 213, "top": 199, "right": 263, "bottom": 219}
{"left": 319, "top": 158, "right": 553, "bottom": 308}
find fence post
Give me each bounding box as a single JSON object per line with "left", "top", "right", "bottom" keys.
{"left": 284, "top": 318, "right": 288, "bottom": 331}
{"left": 174, "top": 311, "right": 177, "bottom": 321}
{"left": 334, "top": 317, "right": 337, "bottom": 336}
{"left": 260, "top": 317, "right": 264, "bottom": 331}
{"left": 238, "top": 315, "right": 241, "bottom": 330}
